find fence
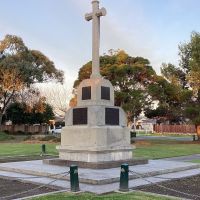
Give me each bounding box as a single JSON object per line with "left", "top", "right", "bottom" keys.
{"left": 154, "top": 124, "right": 196, "bottom": 134}
{"left": 0, "top": 124, "right": 49, "bottom": 134}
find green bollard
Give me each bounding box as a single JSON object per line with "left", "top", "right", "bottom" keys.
{"left": 119, "top": 163, "right": 129, "bottom": 191}
{"left": 41, "top": 144, "right": 46, "bottom": 154}
{"left": 70, "top": 165, "right": 80, "bottom": 192}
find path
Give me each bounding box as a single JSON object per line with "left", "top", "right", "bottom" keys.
{"left": 163, "top": 154, "right": 200, "bottom": 162}
{"left": 135, "top": 135, "right": 193, "bottom": 141}
{"left": 0, "top": 159, "right": 199, "bottom": 195}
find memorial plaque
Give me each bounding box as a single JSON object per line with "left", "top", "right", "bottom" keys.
{"left": 82, "top": 86, "right": 91, "bottom": 100}
{"left": 105, "top": 108, "right": 119, "bottom": 125}
{"left": 101, "top": 86, "right": 110, "bottom": 100}
{"left": 73, "top": 108, "right": 88, "bottom": 125}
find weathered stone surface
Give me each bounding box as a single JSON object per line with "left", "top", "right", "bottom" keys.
{"left": 85, "top": 0, "right": 106, "bottom": 78}
{"left": 65, "top": 105, "right": 127, "bottom": 127}
{"left": 77, "top": 78, "right": 114, "bottom": 107}
{"left": 44, "top": 158, "right": 148, "bottom": 169}
{"left": 58, "top": 126, "right": 132, "bottom": 162}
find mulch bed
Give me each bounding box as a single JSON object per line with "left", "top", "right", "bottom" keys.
{"left": 1, "top": 174, "right": 200, "bottom": 200}
{"left": 136, "top": 175, "right": 200, "bottom": 200}
{"left": 0, "top": 178, "right": 58, "bottom": 200}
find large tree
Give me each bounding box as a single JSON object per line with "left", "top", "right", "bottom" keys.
{"left": 145, "top": 73, "right": 192, "bottom": 124}
{"left": 179, "top": 32, "right": 200, "bottom": 124}
{"left": 72, "top": 50, "right": 157, "bottom": 122}
{"left": 0, "top": 35, "right": 64, "bottom": 124}
{"left": 146, "top": 32, "right": 200, "bottom": 124}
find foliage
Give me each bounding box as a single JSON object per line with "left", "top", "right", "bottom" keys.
{"left": 0, "top": 35, "right": 64, "bottom": 124}
{"left": 178, "top": 32, "right": 200, "bottom": 124}
{"left": 0, "top": 132, "right": 14, "bottom": 141}
{"left": 5, "top": 102, "right": 25, "bottom": 124}
{"left": 146, "top": 32, "right": 200, "bottom": 124}
{"left": 146, "top": 74, "right": 192, "bottom": 124}
{"left": 72, "top": 50, "right": 157, "bottom": 122}
{"left": 5, "top": 101, "right": 54, "bottom": 124}
{"left": 184, "top": 105, "right": 200, "bottom": 125}
{"left": 39, "top": 83, "right": 71, "bottom": 115}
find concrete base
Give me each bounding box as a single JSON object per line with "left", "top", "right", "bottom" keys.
{"left": 43, "top": 158, "right": 148, "bottom": 169}
{"left": 58, "top": 126, "right": 134, "bottom": 163}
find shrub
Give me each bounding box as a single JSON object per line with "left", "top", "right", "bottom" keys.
{"left": 0, "top": 132, "right": 15, "bottom": 141}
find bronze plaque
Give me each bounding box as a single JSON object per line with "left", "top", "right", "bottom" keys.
{"left": 82, "top": 86, "right": 91, "bottom": 100}
{"left": 105, "top": 108, "right": 119, "bottom": 125}
{"left": 101, "top": 86, "right": 110, "bottom": 100}
{"left": 73, "top": 108, "right": 88, "bottom": 125}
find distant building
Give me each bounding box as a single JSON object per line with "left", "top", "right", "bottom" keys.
{"left": 132, "top": 117, "right": 156, "bottom": 133}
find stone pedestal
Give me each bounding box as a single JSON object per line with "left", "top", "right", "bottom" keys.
{"left": 55, "top": 77, "right": 136, "bottom": 167}
{"left": 57, "top": 126, "right": 133, "bottom": 162}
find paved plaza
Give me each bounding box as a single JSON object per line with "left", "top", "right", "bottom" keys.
{"left": 0, "top": 159, "right": 199, "bottom": 194}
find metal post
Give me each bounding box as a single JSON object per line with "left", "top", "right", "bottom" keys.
{"left": 119, "top": 163, "right": 129, "bottom": 191}
{"left": 41, "top": 144, "right": 46, "bottom": 154}
{"left": 70, "top": 165, "right": 80, "bottom": 192}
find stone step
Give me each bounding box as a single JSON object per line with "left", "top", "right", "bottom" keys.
{"left": 0, "top": 160, "right": 199, "bottom": 185}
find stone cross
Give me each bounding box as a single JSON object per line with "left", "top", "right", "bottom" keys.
{"left": 85, "top": 0, "right": 106, "bottom": 78}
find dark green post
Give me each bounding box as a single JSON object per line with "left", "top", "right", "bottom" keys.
{"left": 70, "top": 165, "right": 80, "bottom": 192}
{"left": 119, "top": 163, "right": 129, "bottom": 191}
{"left": 41, "top": 144, "right": 46, "bottom": 154}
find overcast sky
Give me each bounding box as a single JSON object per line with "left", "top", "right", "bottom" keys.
{"left": 0, "top": 0, "right": 200, "bottom": 89}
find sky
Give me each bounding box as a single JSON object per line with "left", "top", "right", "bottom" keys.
{"left": 0, "top": 0, "right": 200, "bottom": 90}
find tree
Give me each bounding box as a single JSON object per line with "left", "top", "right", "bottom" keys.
{"left": 6, "top": 101, "right": 54, "bottom": 124}
{"left": 72, "top": 50, "right": 157, "bottom": 122}
{"left": 145, "top": 67, "right": 192, "bottom": 124}
{"left": 38, "top": 83, "right": 72, "bottom": 116}
{"left": 5, "top": 102, "right": 25, "bottom": 124}
{"left": 161, "top": 63, "right": 187, "bottom": 88}
{"left": 178, "top": 32, "right": 200, "bottom": 124}
{"left": 0, "top": 68, "right": 24, "bottom": 124}
{"left": 147, "top": 32, "right": 200, "bottom": 124}
{"left": 0, "top": 35, "right": 64, "bottom": 124}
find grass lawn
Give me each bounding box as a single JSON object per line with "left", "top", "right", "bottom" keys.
{"left": 0, "top": 137, "right": 200, "bottom": 159}
{"left": 0, "top": 143, "right": 58, "bottom": 157}
{"left": 31, "top": 192, "right": 175, "bottom": 200}
{"left": 134, "top": 140, "right": 200, "bottom": 159}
